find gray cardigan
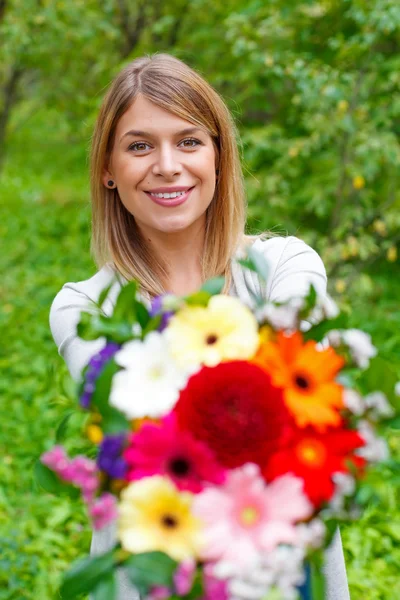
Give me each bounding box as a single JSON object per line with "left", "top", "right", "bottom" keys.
{"left": 50, "top": 236, "right": 350, "bottom": 600}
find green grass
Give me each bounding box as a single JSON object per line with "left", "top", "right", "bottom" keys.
{"left": 1, "top": 109, "right": 399, "bottom": 599}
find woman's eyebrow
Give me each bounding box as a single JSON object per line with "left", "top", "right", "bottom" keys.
{"left": 120, "top": 127, "right": 204, "bottom": 142}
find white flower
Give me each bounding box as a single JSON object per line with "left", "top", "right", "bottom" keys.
{"left": 329, "top": 473, "right": 356, "bottom": 514}
{"left": 326, "top": 330, "right": 342, "bottom": 348}
{"left": 296, "top": 518, "right": 326, "bottom": 550}
{"left": 343, "top": 388, "right": 365, "bottom": 416}
{"left": 356, "top": 420, "right": 389, "bottom": 462}
{"left": 311, "top": 294, "right": 340, "bottom": 323}
{"left": 365, "top": 391, "right": 395, "bottom": 420}
{"left": 341, "top": 329, "right": 377, "bottom": 369}
{"left": 326, "top": 329, "right": 377, "bottom": 369}
{"left": 109, "top": 331, "right": 191, "bottom": 419}
{"left": 256, "top": 297, "right": 304, "bottom": 331}
{"left": 223, "top": 546, "right": 306, "bottom": 600}
{"left": 395, "top": 381, "right": 400, "bottom": 397}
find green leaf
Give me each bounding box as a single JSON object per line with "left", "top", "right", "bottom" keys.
{"left": 77, "top": 311, "right": 134, "bottom": 344}
{"left": 247, "top": 246, "right": 270, "bottom": 282}
{"left": 200, "top": 276, "right": 225, "bottom": 296}
{"left": 34, "top": 460, "right": 80, "bottom": 499}
{"left": 60, "top": 550, "right": 116, "bottom": 598}
{"left": 185, "top": 567, "right": 204, "bottom": 600}
{"left": 112, "top": 280, "right": 138, "bottom": 322}
{"left": 102, "top": 406, "right": 131, "bottom": 435}
{"left": 136, "top": 301, "right": 151, "bottom": 329}
{"left": 387, "top": 415, "right": 400, "bottom": 430}
{"left": 90, "top": 358, "right": 120, "bottom": 415}
{"left": 142, "top": 314, "right": 163, "bottom": 337}
{"left": 34, "top": 459, "right": 64, "bottom": 495}
{"left": 98, "top": 281, "right": 114, "bottom": 309}
{"left": 77, "top": 310, "right": 103, "bottom": 341}
{"left": 90, "top": 359, "right": 130, "bottom": 433}
{"left": 298, "top": 284, "right": 318, "bottom": 320}
{"left": 92, "top": 571, "right": 117, "bottom": 600}
{"left": 309, "top": 558, "right": 326, "bottom": 600}
{"left": 302, "top": 313, "right": 348, "bottom": 342}
{"left": 237, "top": 257, "right": 258, "bottom": 273}
{"left": 124, "top": 551, "right": 177, "bottom": 596}
{"left": 184, "top": 290, "right": 211, "bottom": 307}
{"left": 55, "top": 411, "right": 74, "bottom": 442}
{"left": 358, "top": 356, "right": 399, "bottom": 408}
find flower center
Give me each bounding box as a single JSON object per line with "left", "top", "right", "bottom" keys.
{"left": 148, "top": 364, "right": 164, "bottom": 380}
{"left": 206, "top": 334, "right": 218, "bottom": 345}
{"left": 294, "top": 373, "right": 311, "bottom": 390}
{"left": 161, "top": 513, "right": 178, "bottom": 529}
{"left": 240, "top": 506, "right": 260, "bottom": 526}
{"left": 296, "top": 438, "right": 326, "bottom": 467}
{"left": 169, "top": 457, "right": 190, "bottom": 477}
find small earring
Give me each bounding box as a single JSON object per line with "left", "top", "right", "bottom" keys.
{"left": 108, "top": 180, "right": 114, "bottom": 188}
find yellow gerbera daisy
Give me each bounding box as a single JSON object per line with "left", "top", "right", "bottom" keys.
{"left": 253, "top": 330, "right": 345, "bottom": 431}
{"left": 118, "top": 476, "right": 203, "bottom": 561}
{"left": 165, "top": 295, "right": 259, "bottom": 368}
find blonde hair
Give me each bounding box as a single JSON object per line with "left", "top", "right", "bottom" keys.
{"left": 90, "top": 53, "right": 247, "bottom": 297}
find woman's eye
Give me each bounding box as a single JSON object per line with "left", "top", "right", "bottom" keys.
{"left": 128, "top": 138, "right": 201, "bottom": 152}
{"left": 180, "top": 138, "right": 201, "bottom": 148}
{"left": 129, "top": 142, "right": 151, "bottom": 152}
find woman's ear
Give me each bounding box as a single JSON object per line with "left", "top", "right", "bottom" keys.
{"left": 102, "top": 167, "right": 115, "bottom": 189}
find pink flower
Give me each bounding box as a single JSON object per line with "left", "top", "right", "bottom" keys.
{"left": 88, "top": 493, "right": 118, "bottom": 530}
{"left": 173, "top": 560, "right": 196, "bottom": 595}
{"left": 202, "top": 565, "right": 228, "bottom": 600}
{"left": 147, "top": 586, "right": 171, "bottom": 600}
{"left": 193, "top": 464, "right": 312, "bottom": 568}
{"left": 41, "top": 446, "right": 69, "bottom": 476}
{"left": 124, "top": 414, "right": 226, "bottom": 493}
{"left": 41, "top": 447, "right": 99, "bottom": 502}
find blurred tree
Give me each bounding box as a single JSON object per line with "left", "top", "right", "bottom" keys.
{"left": 0, "top": 0, "right": 120, "bottom": 168}
{"left": 205, "top": 0, "right": 400, "bottom": 292}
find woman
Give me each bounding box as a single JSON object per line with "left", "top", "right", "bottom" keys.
{"left": 50, "top": 53, "right": 350, "bottom": 600}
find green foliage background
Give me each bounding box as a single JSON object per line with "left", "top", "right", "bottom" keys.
{"left": 1, "top": 0, "right": 399, "bottom": 598}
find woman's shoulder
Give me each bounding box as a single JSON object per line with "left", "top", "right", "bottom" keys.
{"left": 49, "top": 263, "right": 124, "bottom": 381}
{"left": 51, "top": 263, "right": 121, "bottom": 312}
{"left": 245, "top": 233, "right": 322, "bottom": 264}
{"left": 49, "top": 263, "right": 123, "bottom": 347}
{"left": 233, "top": 234, "right": 327, "bottom": 303}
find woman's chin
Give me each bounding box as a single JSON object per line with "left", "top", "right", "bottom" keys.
{"left": 149, "top": 215, "right": 200, "bottom": 235}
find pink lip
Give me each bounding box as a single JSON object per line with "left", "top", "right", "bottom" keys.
{"left": 145, "top": 186, "right": 194, "bottom": 207}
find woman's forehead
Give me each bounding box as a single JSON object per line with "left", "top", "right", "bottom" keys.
{"left": 115, "top": 95, "right": 208, "bottom": 143}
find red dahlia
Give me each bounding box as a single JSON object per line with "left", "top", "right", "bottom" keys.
{"left": 263, "top": 426, "right": 366, "bottom": 508}
{"left": 174, "top": 361, "right": 292, "bottom": 469}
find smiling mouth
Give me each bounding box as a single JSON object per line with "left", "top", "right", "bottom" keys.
{"left": 146, "top": 187, "right": 194, "bottom": 198}
{"left": 145, "top": 187, "right": 195, "bottom": 207}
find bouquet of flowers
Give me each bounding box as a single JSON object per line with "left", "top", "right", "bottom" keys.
{"left": 38, "top": 248, "right": 398, "bottom": 600}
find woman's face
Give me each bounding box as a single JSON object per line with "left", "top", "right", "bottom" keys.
{"left": 104, "top": 95, "right": 217, "bottom": 237}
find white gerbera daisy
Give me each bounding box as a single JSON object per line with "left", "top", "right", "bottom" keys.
{"left": 109, "top": 331, "right": 191, "bottom": 419}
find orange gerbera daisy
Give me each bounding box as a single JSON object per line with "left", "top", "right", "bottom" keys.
{"left": 253, "top": 331, "right": 345, "bottom": 431}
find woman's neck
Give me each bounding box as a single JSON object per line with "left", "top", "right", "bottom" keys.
{"left": 141, "top": 219, "right": 206, "bottom": 295}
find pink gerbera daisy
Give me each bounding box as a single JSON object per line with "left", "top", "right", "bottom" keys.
{"left": 123, "top": 414, "right": 226, "bottom": 493}
{"left": 192, "top": 463, "right": 312, "bottom": 568}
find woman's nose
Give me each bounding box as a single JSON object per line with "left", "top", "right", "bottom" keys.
{"left": 152, "top": 145, "right": 182, "bottom": 178}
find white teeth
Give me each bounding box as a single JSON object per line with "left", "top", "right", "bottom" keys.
{"left": 149, "top": 190, "right": 188, "bottom": 199}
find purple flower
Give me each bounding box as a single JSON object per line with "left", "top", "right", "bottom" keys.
{"left": 150, "top": 295, "right": 174, "bottom": 332}
{"left": 97, "top": 434, "right": 128, "bottom": 479}
{"left": 80, "top": 342, "right": 120, "bottom": 408}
